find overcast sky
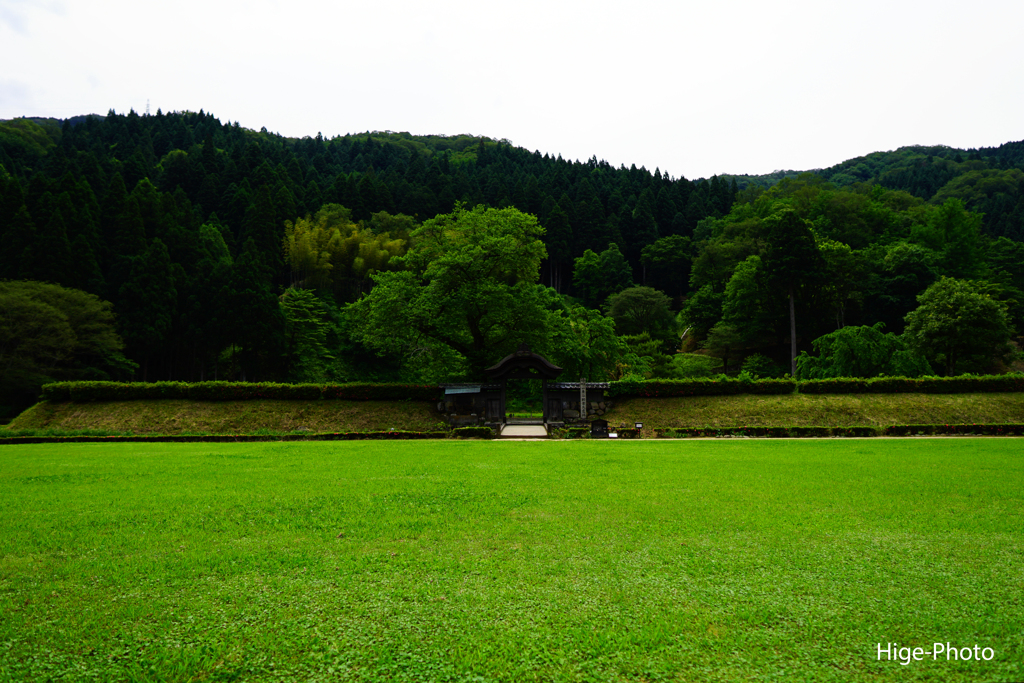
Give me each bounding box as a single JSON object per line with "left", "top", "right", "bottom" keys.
{"left": 2, "top": 0, "right": 1022, "bottom": 179}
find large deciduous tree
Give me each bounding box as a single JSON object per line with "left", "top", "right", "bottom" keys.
{"left": 352, "top": 204, "right": 549, "bottom": 379}
{"left": 0, "top": 281, "right": 134, "bottom": 414}
{"left": 547, "top": 304, "right": 622, "bottom": 382}
{"left": 903, "top": 277, "right": 1013, "bottom": 375}
{"left": 795, "top": 323, "right": 931, "bottom": 379}
{"left": 640, "top": 234, "right": 691, "bottom": 297}
{"left": 606, "top": 286, "right": 675, "bottom": 339}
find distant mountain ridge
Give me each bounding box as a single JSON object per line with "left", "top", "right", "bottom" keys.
{"left": 722, "top": 141, "right": 1024, "bottom": 189}
{"left": 5, "top": 112, "right": 1022, "bottom": 190}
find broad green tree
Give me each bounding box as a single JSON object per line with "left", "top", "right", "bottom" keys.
{"left": 640, "top": 234, "right": 692, "bottom": 297}
{"left": 703, "top": 322, "right": 743, "bottom": 374}
{"left": 679, "top": 284, "right": 723, "bottom": 339}
{"left": 606, "top": 286, "right": 675, "bottom": 340}
{"left": 0, "top": 281, "right": 133, "bottom": 413}
{"left": 911, "top": 198, "right": 984, "bottom": 279}
{"left": 903, "top": 277, "right": 1014, "bottom": 375}
{"left": 795, "top": 323, "right": 931, "bottom": 379}
{"left": 352, "top": 204, "right": 548, "bottom": 379}
{"left": 547, "top": 304, "right": 622, "bottom": 381}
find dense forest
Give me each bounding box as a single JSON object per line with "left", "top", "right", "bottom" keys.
{"left": 1, "top": 109, "right": 1022, "bottom": 416}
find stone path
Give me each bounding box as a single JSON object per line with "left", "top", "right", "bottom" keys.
{"left": 500, "top": 424, "right": 548, "bottom": 438}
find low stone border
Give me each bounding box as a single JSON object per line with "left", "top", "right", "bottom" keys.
{"left": 3, "top": 424, "right": 1022, "bottom": 445}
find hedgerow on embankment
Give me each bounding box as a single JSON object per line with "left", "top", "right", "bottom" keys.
{"left": 4, "top": 377, "right": 1023, "bottom": 438}
{"left": 6, "top": 399, "right": 443, "bottom": 435}
{"left": 3, "top": 381, "right": 444, "bottom": 435}
{"left": 600, "top": 375, "right": 1024, "bottom": 433}
{"left": 603, "top": 393, "right": 1024, "bottom": 433}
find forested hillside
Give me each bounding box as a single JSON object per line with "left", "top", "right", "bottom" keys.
{"left": 1, "top": 109, "right": 1022, "bottom": 416}
{"left": 723, "top": 143, "right": 1024, "bottom": 242}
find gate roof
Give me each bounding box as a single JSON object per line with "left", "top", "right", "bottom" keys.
{"left": 484, "top": 343, "right": 563, "bottom": 381}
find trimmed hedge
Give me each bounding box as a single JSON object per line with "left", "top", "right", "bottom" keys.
{"left": 798, "top": 374, "right": 1024, "bottom": 394}
{"left": 40, "top": 375, "right": 1024, "bottom": 404}
{"left": 654, "top": 426, "right": 880, "bottom": 438}
{"left": 652, "top": 424, "right": 1024, "bottom": 438}
{"left": 608, "top": 378, "right": 796, "bottom": 398}
{"left": 882, "top": 423, "right": 1024, "bottom": 436}
{"left": 40, "top": 381, "right": 440, "bottom": 403}
{"left": 609, "top": 374, "right": 1024, "bottom": 398}
{"left": 0, "top": 430, "right": 449, "bottom": 445}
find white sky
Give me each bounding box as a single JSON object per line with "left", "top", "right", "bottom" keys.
{"left": 2, "top": 0, "right": 1022, "bottom": 179}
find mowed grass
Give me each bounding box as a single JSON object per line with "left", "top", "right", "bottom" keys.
{"left": 0, "top": 440, "right": 1022, "bottom": 682}
{"left": 7, "top": 399, "right": 444, "bottom": 434}
{"left": 608, "top": 392, "right": 1024, "bottom": 431}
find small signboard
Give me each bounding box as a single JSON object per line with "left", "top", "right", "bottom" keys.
{"left": 445, "top": 385, "right": 481, "bottom": 395}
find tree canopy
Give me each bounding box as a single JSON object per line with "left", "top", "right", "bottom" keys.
{"left": 1, "top": 109, "right": 1022, "bottom": 412}
{"left": 352, "top": 204, "right": 549, "bottom": 379}
{"left": 0, "top": 281, "right": 134, "bottom": 409}
{"left": 903, "top": 277, "right": 1014, "bottom": 375}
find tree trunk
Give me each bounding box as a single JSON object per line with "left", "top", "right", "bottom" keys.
{"left": 789, "top": 287, "right": 797, "bottom": 377}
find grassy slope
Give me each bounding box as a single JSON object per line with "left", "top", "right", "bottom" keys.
{"left": 0, "top": 440, "right": 1020, "bottom": 681}
{"left": 6, "top": 399, "right": 443, "bottom": 434}
{"left": 7, "top": 392, "right": 1023, "bottom": 437}
{"left": 606, "top": 393, "right": 1024, "bottom": 431}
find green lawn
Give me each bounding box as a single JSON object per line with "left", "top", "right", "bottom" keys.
{"left": 1, "top": 440, "right": 1021, "bottom": 682}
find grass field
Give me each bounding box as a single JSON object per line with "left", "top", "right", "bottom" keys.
{"left": 1, "top": 440, "right": 1022, "bottom": 681}
{"left": 6, "top": 399, "right": 444, "bottom": 434}
{"left": 608, "top": 393, "right": 1024, "bottom": 432}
